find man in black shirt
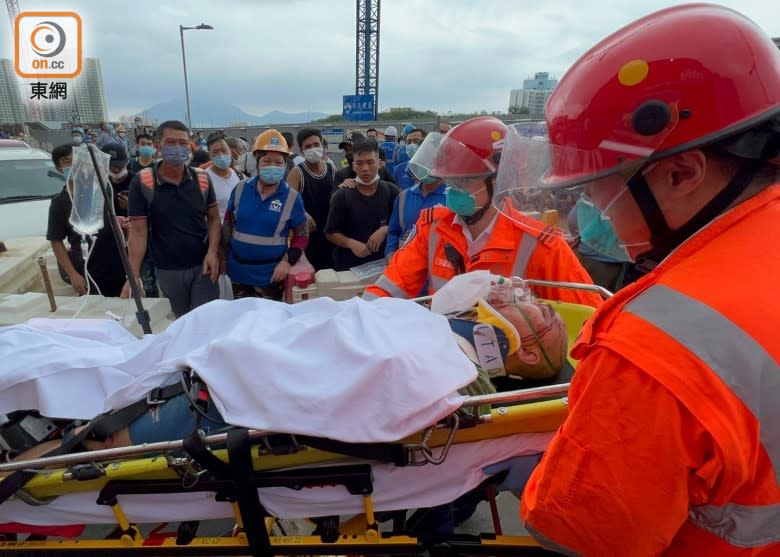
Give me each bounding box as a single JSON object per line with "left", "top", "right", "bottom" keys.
{"left": 128, "top": 133, "right": 155, "bottom": 173}
{"left": 325, "top": 140, "right": 400, "bottom": 271}
{"left": 46, "top": 143, "right": 129, "bottom": 296}
{"left": 124, "top": 120, "right": 221, "bottom": 317}
{"left": 334, "top": 135, "right": 396, "bottom": 187}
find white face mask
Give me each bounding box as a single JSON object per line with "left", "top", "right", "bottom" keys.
{"left": 303, "top": 147, "right": 324, "bottom": 163}
{"left": 110, "top": 168, "right": 128, "bottom": 180}
{"left": 355, "top": 173, "right": 380, "bottom": 186}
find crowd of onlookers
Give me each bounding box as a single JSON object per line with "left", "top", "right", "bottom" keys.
{"left": 45, "top": 120, "right": 452, "bottom": 318}
{"left": 44, "top": 118, "right": 632, "bottom": 319}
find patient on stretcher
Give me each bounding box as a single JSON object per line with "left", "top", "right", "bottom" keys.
{"left": 12, "top": 287, "right": 567, "bottom": 462}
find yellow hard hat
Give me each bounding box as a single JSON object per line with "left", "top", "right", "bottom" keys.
{"left": 252, "top": 129, "right": 290, "bottom": 156}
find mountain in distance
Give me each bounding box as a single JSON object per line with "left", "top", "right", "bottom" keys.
{"left": 137, "top": 99, "right": 328, "bottom": 127}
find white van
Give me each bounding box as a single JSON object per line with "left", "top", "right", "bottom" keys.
{"left": 0, "top": 144, "right": 60, "bottom": 240}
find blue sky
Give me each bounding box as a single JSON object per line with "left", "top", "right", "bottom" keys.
{"left": 2, "top": 0, "right": 779, "bottom": 120}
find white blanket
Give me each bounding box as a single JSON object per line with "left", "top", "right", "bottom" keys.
{"left": 0, "top": 297, "right": 478, "bottom": 443}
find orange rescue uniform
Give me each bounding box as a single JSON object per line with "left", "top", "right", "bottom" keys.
{"left": 522, "top": 185, "right": 780, "bottom": 556}
{"left": 363, "top": 204, "right": 602, "bottom": 308}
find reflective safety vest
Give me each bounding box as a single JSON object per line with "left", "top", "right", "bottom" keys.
{"left": 364, "top": 203, "right": 603, "bottom": 307}
{"left": 138, "top": 165, "right": 210, "bottom": 208}
{"left": 523, "top": 185, "right": 780, "bottom": 555}
{"left": 228, "top": 178, "right": 299, "bottom": 286}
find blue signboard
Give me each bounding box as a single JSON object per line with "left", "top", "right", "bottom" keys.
{"left": 342, "top": 94, "right": 375, "bottom": 121}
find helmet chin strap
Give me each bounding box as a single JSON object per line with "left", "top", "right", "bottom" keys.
{"left": 627, "top": 159, "right": 762, "bottom": 272}
{"left": 462, "top": 203, "right": 492, "bottom": 225}
{"left": 462, "top": 175, "right": 495, "bottom": 225}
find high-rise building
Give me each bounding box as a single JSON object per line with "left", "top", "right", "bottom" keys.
{"left": 71, "top": 58, "right": 108, "bottom": 124}
{"left": 0, "top": 59, "right": 27, "bottom": 124}
{"left": 29, "top": 58, "right": 108, "bottom": 125}
{"left": 509, "top": 72, "right": 558, "bottom": 117}
{"left": 4, "top": 57, "right": 108, "bottom": 125}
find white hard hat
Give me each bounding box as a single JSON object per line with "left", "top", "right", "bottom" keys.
{"left": 384, "top": 126, "right": 398, "bottom": 137}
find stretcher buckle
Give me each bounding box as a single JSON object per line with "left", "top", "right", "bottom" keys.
{"left": 406, "top": 413, "right": 460, "bottom": 466}
{"left": 146, "top": 388, "right": 166, "bottom": 406}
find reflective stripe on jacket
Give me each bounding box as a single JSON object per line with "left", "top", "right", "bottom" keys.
{"left": 364, "top": 201, "right": 602, "bottom": 307}
{"left": 522, "top": 184, "right": 780, "bottom": 555}
{"left": 227, "top": 178, "right": 299, "bottom": 286}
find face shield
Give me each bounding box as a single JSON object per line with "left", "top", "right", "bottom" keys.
{"left": 407, "top": 132, "right": 444, "bottom": 183}
{"left": 429, "top": 132, "right": 500, "bottom": 190}
{"left": 493, "top": 115, "right": 678, "bottom": 261}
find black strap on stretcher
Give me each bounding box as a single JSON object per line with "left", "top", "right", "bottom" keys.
{"left": 0, "top": 421, "right": 94, "bottom": 505}
{"left": 228, "top": 428, "right": 273, "bottom": 556}
{"left": 88, "top": 382, "right": 186, "bottom": 441}
{"left": 297, "top": 435, "right": 408, "bottom": 466}
{"left": 0, "top": 380, "right": 189, "bottom": 505}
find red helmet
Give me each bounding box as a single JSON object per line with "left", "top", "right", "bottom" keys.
{"left": 544, "top": 4, "right": 780, "bottom": 188}
{"left": 431, "top": 116, "right": 507, "bottom": 181}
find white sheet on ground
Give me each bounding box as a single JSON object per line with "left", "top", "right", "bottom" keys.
{"left": 0, "top": 297, "right": 478, "bottom": 443}
{"left": 0, "top": 432, "right": 551, "bottom": 525}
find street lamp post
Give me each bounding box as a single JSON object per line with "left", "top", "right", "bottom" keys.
{"left": 179, "top": 23, "right": 213, "bottom": 130}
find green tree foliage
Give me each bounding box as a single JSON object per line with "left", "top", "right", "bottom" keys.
{"left": 508, "top": 105, "right": 531, "bottom": 115}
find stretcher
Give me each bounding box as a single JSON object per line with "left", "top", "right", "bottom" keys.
{"left": 0, "top": 284, "right": 603, "bottom": 556}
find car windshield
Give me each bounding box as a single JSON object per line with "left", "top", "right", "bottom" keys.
{"left": 0, "top": 158, "right": 60, "bottom": 202}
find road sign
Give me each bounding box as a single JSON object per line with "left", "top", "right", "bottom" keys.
{"left": 342, "top": 94, "right": 375, "bottom": 121}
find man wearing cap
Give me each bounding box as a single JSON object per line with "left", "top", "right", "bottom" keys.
{"left": 337, "top": 137, "right": 354, "bottom": 169}
{"left": 379, "top": 126, "right": 398, "bottom": 174}
{"left": 385, "top": 131, "right": 447, "bottom": 258}
{"left": 71, "top": 127, "right": 84, "bottom": 145}
{"left": 392, "top": 128, "right": 426, "bottom": 191}
{"left": 393, "top": 123, "right": 416, "bottom": 170}
{"left": 103, "top": 142, "right": 135, "bottom": 220}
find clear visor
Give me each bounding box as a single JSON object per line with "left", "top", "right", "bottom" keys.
{"left": 493, "top": 116, "right": 677, "bottom": 236}
{"left": 407, "top": 132, "right": 444, "bottom": 182}
{"left": 430, "top": 133, "right": 500, "bottom": 187}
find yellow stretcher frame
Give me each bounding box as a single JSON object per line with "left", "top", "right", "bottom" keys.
{"left": 0, "top": 284, "right": 603, "bottom": 556}
{"left": 0, "top": 392, "right": 568, "bottom": 556}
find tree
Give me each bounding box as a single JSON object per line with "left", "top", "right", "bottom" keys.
{"left": 508, "top": 105, "right": 530, "bottom": 115}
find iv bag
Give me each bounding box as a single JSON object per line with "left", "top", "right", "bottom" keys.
{"left": 69, "top": 145, "right": 108, "bottom": 235}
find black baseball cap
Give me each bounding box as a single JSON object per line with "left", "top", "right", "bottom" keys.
{"left": 101, "top": 142, "right": 129, "bottom": 164}
{"left": 339, "top": 132, "right": 367, "bottom": 150}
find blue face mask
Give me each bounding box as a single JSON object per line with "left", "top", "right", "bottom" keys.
{"left": 212, "top": 154, "right": 232, "bottom": 170}
{"left": 445, "top": 186, "right": 485, "bottom": 216}
{"left": 62, "top": 166, "right": 72, "bottom": 181}
{"left": 406, "top": 143, "right": 419, "bottom": 158}
{"left": 138, "top": 145, "right": 155, "bottom": 158}
{"left": 575, "top": 195, "right": 632, "bottom": 262}
{"left": 259, "top": 166, "right": 285, "bottom": 185}
{"left": 160, "top": 145, "right": 191, "bottom": 165}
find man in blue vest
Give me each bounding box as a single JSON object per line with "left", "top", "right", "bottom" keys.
{"left": 379, "top": 126, "right": 398, "bottom": 175}
{"left": 222, "top": 129, "right": 308, "bottom": 300}
{"left": 386, "top": 132, "right": 447, "bottom": 257}
{"left": 392, "top": 128, "right": 427, "bottom": 191}
{"left": 393, "top": 123, "right": 416, "bottom": 169}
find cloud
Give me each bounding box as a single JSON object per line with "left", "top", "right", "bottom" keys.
{"left": 3, "top": 0, "right": 779, "bottom": 120}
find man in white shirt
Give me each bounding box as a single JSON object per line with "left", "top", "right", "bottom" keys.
{"left": 203, "top": 132, "right": 241, "bottom": 300}
{"left": 204, "top": 133, "right": 241, "bottom": 221}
